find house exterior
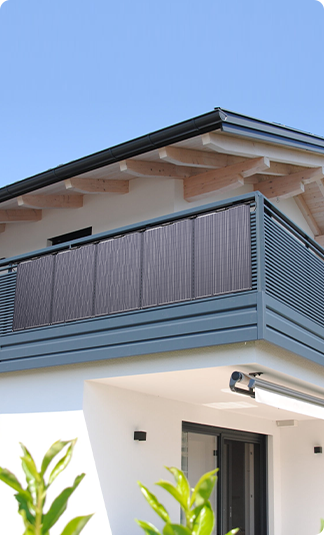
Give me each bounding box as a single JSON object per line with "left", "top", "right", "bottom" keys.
{"left": 1, "top": 108, "right": 324, "bottom": 534}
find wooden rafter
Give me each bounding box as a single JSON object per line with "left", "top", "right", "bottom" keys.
{"left": 65, "top": 178, "right": 129, "bottom": 194}
{"left": 158, "top": 146, "right": 243, "bottom": 169}
{"left": 316, "top": 179, "right": 324, "bottom": 198}
{"left": 0, "top": 210, "right": 42, "bottom": 223}
{"left": 263, "top": 162, "right": 307, "bottom": 176}
{"left": 256, "top": 177, "right": 304, "bottom": 199}
{"left": 184, "top": 157, "right": 270, "bottom": 202}
{"left": 255, "top": 168, "right": 324, "bottom": 200}
{"left": 120, "top": 159, "right": 198, "bottom": 179}
{"left": 18, "top": 195, "right": 83, "bottom": 209}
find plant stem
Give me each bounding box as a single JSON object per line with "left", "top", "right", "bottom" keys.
{"left": 35, "top": 485, "right": 43, "bottom": 535}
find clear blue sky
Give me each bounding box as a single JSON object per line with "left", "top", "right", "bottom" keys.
{"left": 0, "top": 0, "right": 323, "bottom": 187}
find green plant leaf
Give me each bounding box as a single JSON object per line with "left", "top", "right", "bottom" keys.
{"left": 192, "top": 503, "right": 214, "bottom": 535}
{"left": 42, "top": 474, "right": 85, "bottom": 532}
{"left": 190, "top": 469, "right": 218, "bottom": 507}
{"left": 15, "top": 493, "right": 36, "bottom": 525}
{"left": 163, "top": 523, "right": 192, "bottom": 535}
{"left": 48, "top": 440, "right": 77, "bottom": 486}
{"left": 20, "top": 443, "right": 41, "bottom": 483}
{"left": 0, "top": 467, "right": 27, "bottom": 493}
{"left": 41, "top": 440, "right": 71, "bottom": 476}
{"left": 320, "top": 518, "right": 324, "bottom": 535}
{"left": 60, "top": 514, "right": 93, "bottom": 535}
{"left": 166, "top": 468, "right": 190, "bottom": 509}
{"left": 21, "top": 456, "right": 41, "bottom": 485}
{"left": 135, "top": 519, "right": 162, "bottom": 535}
{"left": 188, "top": 504, "right": 204, "bottom": 526}
{"left": 156, "top": 481, "right": 187, "bottom": 510}
{"left": 23, "top": 526, "right": 35, "bottom": 535}
{"left": 138, "top": 482, "right": 171, "bottom": 523}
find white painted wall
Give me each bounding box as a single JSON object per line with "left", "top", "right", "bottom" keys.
{"left": 280, "top": 419, "right": 324, "bottom": 535}
{"left": 0, "top": 176, "right": 314, "bottom": 260}
{"left": 83, "top": 380, "right": 280, "bottom": 535}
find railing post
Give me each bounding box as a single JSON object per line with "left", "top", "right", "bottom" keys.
{"left": 255, "top": 192, "right": 266, "bottom": 340}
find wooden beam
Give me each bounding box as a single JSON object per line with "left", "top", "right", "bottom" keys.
{"left": 0, "top": 210, "right": 42, "bottom": 223}
{"left": 18, "top": 195, "right": 83, "bottom": 209}
{"left": 202, "top": 132, "right": 324, "bottom": 168}
{"left": 316, "top": 179, "right": 324, "bottom": 198}
{"left": 294, "top": 196, "right": 321, "bottom": 236}
{"left": 255, "top": 176, "right": 305, "bottom": 200}
{"left": 120, "top": 159, "right": 198, "bottom": 179}
{"left": 255, "top": 168, "right": 324, "bottom": 200}
{"left": 0, "top": 224, "right": 5, "bottom": 233}
{"left": 158, "top": 146, "right": 243, "bottom": 169}
{"left": 264, "top": 162, "right": 307, "bottom": 176}
{"left": 65, "top": 178, "right": 129, "bottom": 194}
{"left": 292, "top": 167, "right": 324, "bottom": 184}
{"left": 184, "top": 175, "right": 244, "bottom": 201}
{"left": 184, "top": 157, "right": 269, "bottom": 202}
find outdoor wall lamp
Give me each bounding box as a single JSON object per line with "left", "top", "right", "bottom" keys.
{"left": 229, "top": 371, "right": 324, "bottom": 420}
{"left": 134, "top": 431, "right": 147, "bottom": 441}
{"left": 314, "top": 446, "right": 322, "bottom": 454}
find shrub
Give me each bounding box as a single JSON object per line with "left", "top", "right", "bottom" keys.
{"left": 0, "top": 438, "right": 93, "bottom": 535}
{"left": 136, "top": 466, "right": 238, "bottom": 535}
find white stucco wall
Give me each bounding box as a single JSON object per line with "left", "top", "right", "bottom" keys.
{"left": 83, "top": 380, "right": 280, "bottom": 535}
{"left": 280, "top": 419, "right": 324, "bottom": 535}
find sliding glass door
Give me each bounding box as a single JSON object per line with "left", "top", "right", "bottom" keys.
{"left": 182, "top": 423, "right": 267, "bottom": 535}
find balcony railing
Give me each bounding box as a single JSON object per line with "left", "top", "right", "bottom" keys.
{"left": 0, "top": 196, "right": 257, "bottom": 335}
{"left": 1, "top": 191, "right": 323, "bottom": 341}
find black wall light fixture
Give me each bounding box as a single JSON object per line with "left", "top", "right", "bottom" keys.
{"left": 134, "top": 431, "right": 147, "bottom": 441}
{"left": 314, "top": 446, "right": 322, "bottom": 454}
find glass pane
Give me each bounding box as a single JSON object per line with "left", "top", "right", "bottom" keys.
{"left": 223, "top": 440, "right": 261, "bottom": 535}
{"left": 181, "top": 431, "right": 218, "bottom": 534}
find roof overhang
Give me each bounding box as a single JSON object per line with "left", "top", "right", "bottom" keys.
{"left": 2, "top": 108, "right": 324, "bottom": 245}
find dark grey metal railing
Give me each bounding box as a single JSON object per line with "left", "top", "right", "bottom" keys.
{"left": 264, "top": 202, "right": 324, "bottom": 328}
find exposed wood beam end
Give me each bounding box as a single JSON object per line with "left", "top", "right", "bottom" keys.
{"left": 18, "top": 194, "right": 83, "bottom": 209}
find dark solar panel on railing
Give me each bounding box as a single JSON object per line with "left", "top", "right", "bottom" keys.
{"left": 94, "top": 232, "right": 142, "bottom": 315}
{"left": 10, "top": 203, "right": 254, "bottom": 331}
{"left": 142, "top": 219, "right": 193, "bottom": 308}
{"left": 194, "top": 204, "right": 252, "bottom": 298}
{"left": 51, "top": 245, "right": 96, "bottom": 323}
{"left": 12, "top": 256, "right": 54, "bottom": 330}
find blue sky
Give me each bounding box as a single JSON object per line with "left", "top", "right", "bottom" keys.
{"left": 0, "top": 0, "right": 323, "bottom": 187}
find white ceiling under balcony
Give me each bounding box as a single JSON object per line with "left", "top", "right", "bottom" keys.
{"left": 94, "top": 363, "right": 324, "bottom": 422}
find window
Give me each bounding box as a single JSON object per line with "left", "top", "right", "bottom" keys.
{"left": 182, "top": 422, "right": 267, "bottom": 535}
{"left": 48, "top": 227, "right": 92, "bottom": 246}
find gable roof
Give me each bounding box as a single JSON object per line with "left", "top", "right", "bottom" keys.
{"left": 1, "top": 107, "right": 324, "bottom": 243}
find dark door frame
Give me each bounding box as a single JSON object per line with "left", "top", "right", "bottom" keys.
{"left": 182, "top": 421, "right": 268, "bottom": 535}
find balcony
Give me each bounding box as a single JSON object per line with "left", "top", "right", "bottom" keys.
{"left": 1, "top": 192, "right": 324, "bottom": 372}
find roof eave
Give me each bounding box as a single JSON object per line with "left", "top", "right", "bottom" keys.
{"left": 1, "top": 107, "right": 324, "bottom": 204}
